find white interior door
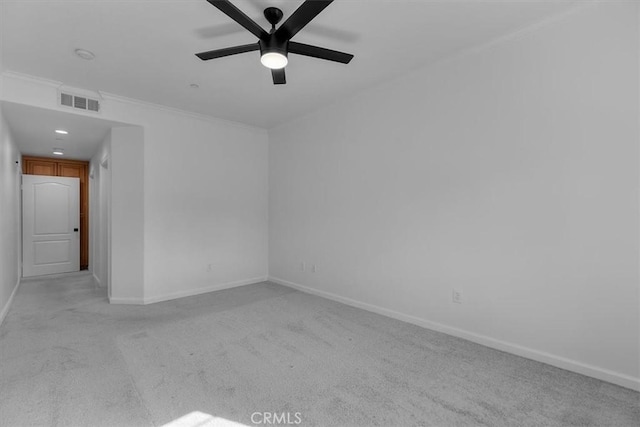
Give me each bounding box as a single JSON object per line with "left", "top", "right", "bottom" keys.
{"left": 22, "top": 175, "right": 80, "bottom": 277}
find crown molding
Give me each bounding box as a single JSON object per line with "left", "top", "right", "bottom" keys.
{"left": 457, "top": 0, "right": 598, "bottom": 60}
{"left": 98, "top": 90, "right": 268, "bottom": 135}
{"left": 2, "top": 70, "right": 62, "bottom": 88}
{"left": 1, "top": 70, "right": 268, "bottom": 135}
{"left": 269, "top": 0, "right": 597, "bottom": 133}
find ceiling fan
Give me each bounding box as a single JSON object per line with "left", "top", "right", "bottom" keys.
{"left": 195, "top": 0, "right": 354, "bottom": 85}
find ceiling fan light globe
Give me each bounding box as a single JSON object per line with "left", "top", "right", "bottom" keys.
{"left": 261, "top": 52, "right": 288, "bottom": 69}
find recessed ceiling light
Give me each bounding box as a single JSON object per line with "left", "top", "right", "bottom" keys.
{"left": 74, "top": 48, "right": 95, "bottom": 60}
{"left": 55, "top": 129, "right": 68, "bottom": 135}
{"left": 190, "top": 83, "right": 199, "bottom": 89}
{"left": 52, "top": 148, "right": 64, "bottom": 156}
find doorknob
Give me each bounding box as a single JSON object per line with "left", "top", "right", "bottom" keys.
{"left": 74, "top": 228, "right": 79, "bottom": 232}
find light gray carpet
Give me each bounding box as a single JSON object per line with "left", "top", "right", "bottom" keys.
{"left": 1, "top": 272, "right": 638, "bottom": 426}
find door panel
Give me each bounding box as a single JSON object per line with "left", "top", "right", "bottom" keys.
{"left": 23, "top": 175, "right": 80, "bottom": 277}
{"left": 34, "top": 241, "right": 71, "bottom": 264}
{"left": 30, "top": 162, "right": 57, "bottom": 176}
{"left": 34, "top": 183, "right": 71, "bottom": 233}
{"left": 23, "top": 157, "right": 57, "bottom": 176}
{"left": 57, "top": 164, "right": 81, "bottom": 178}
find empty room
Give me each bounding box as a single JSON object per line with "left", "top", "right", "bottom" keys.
{"left": 0, "top": 0, "right": 638, "bottom": 426}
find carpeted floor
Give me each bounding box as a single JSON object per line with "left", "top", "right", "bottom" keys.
{"left": 1, "top": 272, "right": 638, "bottom": 426}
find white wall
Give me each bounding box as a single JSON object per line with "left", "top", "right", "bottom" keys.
{"left": 1, "top": 72, "right": 269, "bottom": 304}
{"left": 90, "top": 125, "right": 145, "bottom": 302}
{"left": 0, "top": 105, "right": 22, "bottom": 324}
{"left": 269, "top": 2, "right": 639, "bottom": 390}
{"left": 105, "top": 100, "right": 269, "bottom": 303}
{"left": 111, "top": 126, "right": 144, "bottom": 301}
{"left": 90, "top": 130, "right": 111, "bottom": 290}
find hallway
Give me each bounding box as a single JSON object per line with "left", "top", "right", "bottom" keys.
{"left": 0, "top": 273, "right": 152, "bottom": 425}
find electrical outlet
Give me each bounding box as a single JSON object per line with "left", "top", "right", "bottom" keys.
{"left": 311, "top": 264, "right": 317, "bottom": 273}
{"left": 452, "top": 289, "right": 463, "bottom": 304}
{"left": 300, "top": 262, "right": 306, "bottom": 272}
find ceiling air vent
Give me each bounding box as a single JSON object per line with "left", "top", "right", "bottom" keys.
{"left": 74, "top": 96, "right": 87, "bottom": 110}
{"left": 60, "top": 92, "right": 73, "bottom": 107}
{"left": 87, "top": 98, "right": 100, "bottom": 112}
{"left": 59, "top": 91, "right": 100, "bottom": 113}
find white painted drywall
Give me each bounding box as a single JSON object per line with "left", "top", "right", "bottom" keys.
{"left": 269, "top": 2, "right": 639, "bottom": 388}
{"left": 1, "top": 74, "right": 269, "bottom": 303}
{"left": 110, "top": 126, "right": 144, "bottom": 301}
{"left": 90, "top": 130, "right": 111, "bottom": 290}
{"left": 139, "top": 110, "right": 269, "bottom": 302}
{"left": 0, "top": 105, "right": 22, "bottom": 324}
{"left": 89, "top": 124, "right": 144, "bottom": 303}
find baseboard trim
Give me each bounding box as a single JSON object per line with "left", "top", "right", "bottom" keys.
{"left": 108, "top": 296, "right": 144, "bottom": 305}
{"left": 109, "top": 276, "right": 269, "bottom": 306}
{"left": 268, "top": 276, "right": 640, "bottom": 392}
{"left": 143, "top": 276, "right": 268, "bottom": 305}
{"left": 0, "top": 277, "right": 21, "bottom": 327}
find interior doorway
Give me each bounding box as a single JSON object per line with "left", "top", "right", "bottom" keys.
{"left": 22, "top": 156, "right": 90, "bottom": 270}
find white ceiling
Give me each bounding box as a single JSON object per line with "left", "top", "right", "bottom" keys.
{"left": 1, "top": 101, "right": 123, "bottom": 160}
{"left": 1, "top": 0, "right": 578, "bottom": 128}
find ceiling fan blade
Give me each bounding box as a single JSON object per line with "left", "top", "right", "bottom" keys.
{"left": 272, "top": 68, "right": 286, "bottom": 85}
{"left": 288, "top": 41, "right": 353, "bottom": 64}
{"left": 205, "top": 0, "right": 268, "bottom": 39}
{"left": 275, "top": 0, "right": 333, "bottom": 40}
{"left": 196, "top": 43, "right": 259, "bottom": 60}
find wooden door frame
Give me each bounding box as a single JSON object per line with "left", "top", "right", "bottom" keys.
{"left": 22, "top": 156, "right": 90, "bottom": 270}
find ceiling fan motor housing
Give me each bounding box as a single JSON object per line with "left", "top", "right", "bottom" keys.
{"left": 259, "top": 36, "right": 288, "bottom": 60}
